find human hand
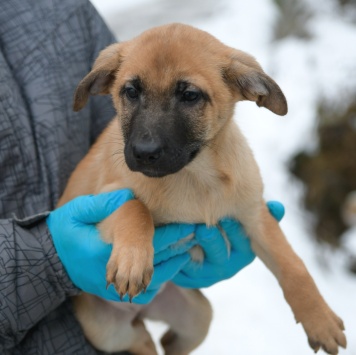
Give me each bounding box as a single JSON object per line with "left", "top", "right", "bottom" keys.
{"left": 46, "top": 190, "right": 195, "bottom": 303}
{"left": 172, "top": 201, "right": 285, "bottom": 288}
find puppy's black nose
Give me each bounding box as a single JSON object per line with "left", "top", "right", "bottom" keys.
{"left": 132, "top": 141, "right": 162, "bottom": 165}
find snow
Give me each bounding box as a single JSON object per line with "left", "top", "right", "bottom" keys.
{"left": 90, "top": 0, "right": 356, "bottom": 354}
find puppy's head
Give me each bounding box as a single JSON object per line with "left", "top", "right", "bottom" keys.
{"left": 74, "top": 24, "right": 287, "bottom": 178}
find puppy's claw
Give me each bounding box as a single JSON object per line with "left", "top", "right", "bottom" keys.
{"left": 308, "top": 339, "right": 321, "bottom": 353}
{"left": 336, "top": 317, "right": 345, "bottom": 331}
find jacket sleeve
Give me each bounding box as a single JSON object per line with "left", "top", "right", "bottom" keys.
{"left": 0, "top": 215, "right": 80, "bottom": 351}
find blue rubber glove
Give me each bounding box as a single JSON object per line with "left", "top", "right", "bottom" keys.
{"left": 46, "top": 190, "right": 195, "bottom": 304}
{"left": 172, "top": 201, "right": 285, "bottom": 288}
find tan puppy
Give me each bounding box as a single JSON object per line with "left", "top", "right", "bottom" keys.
{"left": 59, "top": 24, "right": 346, "bottom": 355}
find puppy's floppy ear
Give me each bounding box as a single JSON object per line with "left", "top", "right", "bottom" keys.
{"left": 223, "top": 49, "right": 288, "bottom": 116}
{"left": 73, "top": 43, "right": 124, "bottom": 112}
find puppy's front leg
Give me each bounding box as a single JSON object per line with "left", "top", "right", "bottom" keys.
{"left": 98, "top": 199, "right": 154, "bottom": 301}
{"left": 249, "top": 204, "right": 346, "bottom": 355}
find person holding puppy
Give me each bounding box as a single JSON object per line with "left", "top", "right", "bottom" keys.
{"left": 0, "top": 0, "right": 284, "bottom": 354}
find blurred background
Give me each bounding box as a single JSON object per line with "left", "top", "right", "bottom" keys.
{"left": 90, "top": 0, "right": 356, "bottom": 354}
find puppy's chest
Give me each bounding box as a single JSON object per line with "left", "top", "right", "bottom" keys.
{"left": 135, "top": 178, "right": 236, "bottom": 226}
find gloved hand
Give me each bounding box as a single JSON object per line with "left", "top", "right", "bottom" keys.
{"left": 46, "top": 189, "right": 195, "bottom": 303}
{"left": 47, "top": 190, "right": 284, "bottom": 302}
{"left": 172, "top": 201, "right": 285, "bottom": 288}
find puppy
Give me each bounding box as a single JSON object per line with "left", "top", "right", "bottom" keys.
{"left": 58, "top": 23, "right": 346, "bottom": 355}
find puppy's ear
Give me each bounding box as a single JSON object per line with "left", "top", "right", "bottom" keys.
{"left": 224, "top": 50, "right": 288, "bottom": 116}
{"left": 73, "top": 43, "right": 124, "bottom": 112}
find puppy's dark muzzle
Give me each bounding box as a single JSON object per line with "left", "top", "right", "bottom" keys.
{"left": 125, "top": 137, "right": 170, "bottom": 177}
{"left": 123, "top": 116, "right": 202, "bottom": 177}
{"left": 132, "top": 141, "right": 162, "bottom": 165}
{"left": 125, "top": 136, "right": 200, "bottom": 178}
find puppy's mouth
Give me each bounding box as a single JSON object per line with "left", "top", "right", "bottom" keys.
{"left": 124, "top": 144, "right": 201, "bottom": 178}
{"left": 188, "top": 147, "right": 200, "bottom": 161}
{"left": 136, "top": 167, "right": 174, "bottom": 178}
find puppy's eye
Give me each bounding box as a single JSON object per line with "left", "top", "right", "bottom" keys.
{"left": 182, "top": 90, "right": 201, "bottom": 103}
{"left": 125, "top": 87, "right": 139, "bottom": 100}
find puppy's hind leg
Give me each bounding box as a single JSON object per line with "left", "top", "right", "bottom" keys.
{"left": 73, "top": 294, "right": 158, "bottom": 355}
{"left": 142, "top": 283, "right": 212, "bottom": 355}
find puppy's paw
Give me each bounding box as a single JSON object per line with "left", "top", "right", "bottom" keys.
{"left": 106, "top": 245, "right": 154, "bottom": 301}
{"left": 299, "top": 306, "right": 346, "bottom": 354}
{"left": 189, "top": 245, "right": 204, "bottom": 263}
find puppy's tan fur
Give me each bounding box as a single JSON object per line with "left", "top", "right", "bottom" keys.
{"left": 59, "top": 24, "right": 346, "bottom": 355}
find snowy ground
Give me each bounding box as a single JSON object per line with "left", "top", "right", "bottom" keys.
{"left": 90, "top": 0, "right": 356, "bottom": 354}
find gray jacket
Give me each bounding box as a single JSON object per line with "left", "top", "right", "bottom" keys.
{"left": 0, "top": 0, "right": 117, "bottom": 353}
